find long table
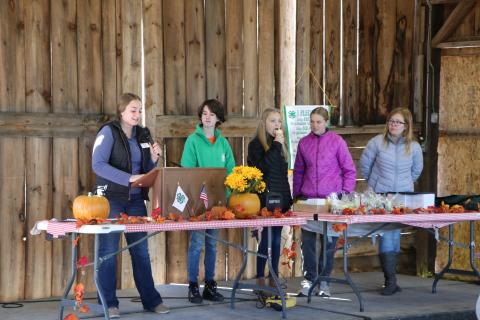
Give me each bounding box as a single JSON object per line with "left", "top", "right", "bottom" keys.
{"left": 293, "top": 212, "right": 480, "bottom": 312}
{"left": 35, "top": 215, "right": 307, "bottom": 320}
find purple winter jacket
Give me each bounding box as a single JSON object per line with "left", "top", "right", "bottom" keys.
{"left": 293, "top": 131, "right": 357, "bottom": 198}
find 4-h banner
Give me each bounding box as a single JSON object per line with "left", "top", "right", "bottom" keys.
{"left": 283, "top": 105, "right": 331, "bottom": 169}
{"left": 172, "top": 185, "right": 189, "bottom": 212}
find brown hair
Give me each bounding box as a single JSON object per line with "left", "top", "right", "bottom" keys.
{"left": 256, "top": 108, "right": 289, "bottom": 161}
{"left": 117, "top": 93, "right": 141, "bottom": 120}
{"left": 197, "top": 99, "right": 226, "bottom": 127}
{"left": 310, "top": 106, "right": 329, "bottom": 121}
{"left": 383, "top": 107, "right": 415, "bottom": 154}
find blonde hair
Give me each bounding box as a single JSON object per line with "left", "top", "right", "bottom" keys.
{"left": 383, "top": 107, "right": 415, "bottom": 154}
{"left": 256, "top": 108, "right": 289, "bottom": 161}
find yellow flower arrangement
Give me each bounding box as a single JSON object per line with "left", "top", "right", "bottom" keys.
{"left": 225, "top": 166, "right": 266, "bottom": 194}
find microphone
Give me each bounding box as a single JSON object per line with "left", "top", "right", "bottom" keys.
{"left": 141, "top": 127, "right": 161, "bottom": 157}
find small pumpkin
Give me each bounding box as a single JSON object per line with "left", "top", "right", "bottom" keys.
{"left": 73, "top": 192, "right": 110, "bottom": 220}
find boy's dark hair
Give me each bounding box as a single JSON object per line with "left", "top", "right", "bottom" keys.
{"left": 197, "top": 99, "right": 226, "bottom": 126}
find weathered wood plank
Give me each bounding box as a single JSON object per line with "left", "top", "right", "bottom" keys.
{"left": 226, "top": 0, "right": 244, "bottom": 280}
{"left": 163, "top": 0, "right": 189, "bottom": 284}
{"left": 49, "top": 0, "right": 78, "bottom": 298}
{"left": 278, "top": 0, "right": 296, "bottom": 109}
{"left": 325, "top": 0, "right": 341, "bottom": 124}
{"left": 102, "top": 0, "right": 119, "bottom": 113}
{"left": 144, "top": 0, "right": 166, "bottom": 285}
{"left": 205, "top": 0, "right": 226, "bottom": 104}
{"left": 24, "top": 0, "right": 52, "bottom": 300}
{"left": 0, "top": 0, "right": 26, "bottom": 302}
{"left": 258, "top": 0, "right": 275, "bottom": 111}
{"left": 309, "top": 0, "right": 324, "bottom": 105}
{"left": 77, "top": 0, "right": 104, "bottom": 292}
{"left": 375, "top": 0, "right": 396, "bottom": 121}
{"left": 244, "top": 0, "right": 258, "bottom": 115}
{"left": 343, "top": 0, "right": 358, "bottom": 125}
{"left": 121, "top": 0, "right": 142, "bottom": 95}
{"left": 358, "top": 0, "right": 376, "bottom": 124}
{"left": 295, "top": 0, "right": 310, "bottom": 105}
{"left": 185, "top": 0, "right": 206, "bottom": 112}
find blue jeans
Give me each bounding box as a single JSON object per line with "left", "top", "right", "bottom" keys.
{"left": 379, "top": 229, "right": 401, "bottom": 254}
{"left": 188, "top": 229, "right": 219, "bottom": 283}
{"left": 97, "top": 194, "right": 162, "bottom": 310}
{"left": 301, "top": 229, "right": 338, "bottom": 282}
{"left": 256, "top": 226, "right": 283, "bottom": 279}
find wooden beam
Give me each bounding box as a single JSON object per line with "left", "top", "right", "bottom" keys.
{"left": 431, "top": 0, "right": 478, "bottom": 47}
{"left": 0, "top": 112, "right": 114, "bottom": 137}
{"left": 435, "top": 40, "right": 480, "bottom": 48}
{"left": 428, "top": 0, "right": 461, "bottom": 4}
{"left": 0, "top": 112, "right": 422, "bottom": 139}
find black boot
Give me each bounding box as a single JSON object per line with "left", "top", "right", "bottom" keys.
{"left": 188, "top": 282, "right": 203, "bottom": 304}
{"left": 380, "top": 252, "right": 402, "bottom": 296}
{"left": 203, "top": 280, "right": 224, "bottom": 302}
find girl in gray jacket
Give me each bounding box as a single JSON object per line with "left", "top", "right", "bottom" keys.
{"left": 359, "top": 107, "right": 423, "bottom": 295}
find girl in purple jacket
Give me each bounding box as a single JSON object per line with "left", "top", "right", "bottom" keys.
{"left": 293, "top": 107, "right": 356, "bottom": 297}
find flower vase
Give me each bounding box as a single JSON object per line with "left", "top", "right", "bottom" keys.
{"left": 228, "top": 193, "right": 261, "bottom": 219}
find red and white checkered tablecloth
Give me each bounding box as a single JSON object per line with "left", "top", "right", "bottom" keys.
{"left": 293, "top": 211, "right": 480, "bottom": 229}
{"left": 41, "top": 215, "right": 307, "bottom": 238}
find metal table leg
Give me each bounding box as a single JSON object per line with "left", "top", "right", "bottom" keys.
{"left": 307, "top": 222, "right": 364, "bottom": 312}
{"left": 58, "top": 233, "right": 78, "bottom": 320}
{"left": 94, "top": 234, "right": 110, "bottom": 319}
{"left": 230, "top": 228, "right": 249, "bottom": 310}
{"left": 433, "top": 221, "right": 480, "bottom": 293}
{"left": 266, "top": 226, "right": 287, "bottom": 319}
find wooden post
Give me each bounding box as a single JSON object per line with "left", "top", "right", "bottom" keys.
{"left": 309, "top": 0, "right": 324, "bottom": 105}
{"left": 342, "top": 0, "right": 358, "bottom": 125}
{"left": 49, "top": 0, "right": 79, "bottom": 297}
{"left": 144, "top": 0, "right": 167, "bottom": 285}
{"left": 278, "top": 0, "right": 296, "bottom": 108}
{"left": 325, "top": 0, "right": 340, "bottom": 124}
{"left": 163, "top": 0, "right": 189, "bottom": 284}
{"left": 226, "top": 0, "right": 245, "bottom": 281}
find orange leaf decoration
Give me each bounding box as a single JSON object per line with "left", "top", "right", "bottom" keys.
{"left": 64, "top": 314, "right": 79, "bottom": 320}
{"left": 79, "top": 304, "right": 90, "bottom": 313}
{"left": 167, "top": 212, "right": 178, "bottom": 221}
{"left": 73, "top": 236, "right": 80, "bottom": 247}
{"left": 221, "top": 210, "right": 235, "bottom": 220}
{"left": 74, "top": 283, "right": 85, "bottom": 304}
{"left": 332, "top": 223, "right": 347, "bottom": 232}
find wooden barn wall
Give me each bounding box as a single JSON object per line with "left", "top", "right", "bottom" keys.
{"left": 435, "top": 1, "right": 480, "bottom": 279}
{"left": 0, "top": 0, "right": 422, "bottom": 301}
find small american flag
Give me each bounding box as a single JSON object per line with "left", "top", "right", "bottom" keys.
{"left": 199, "top": 184, "right": 208, "bottom": 209}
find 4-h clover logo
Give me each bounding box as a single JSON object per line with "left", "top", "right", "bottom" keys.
{"left": 288, "top": 110, "right": 296, "bottom": 119}
{"left": 176, "top": 193, "right": 186, "bottom": 204}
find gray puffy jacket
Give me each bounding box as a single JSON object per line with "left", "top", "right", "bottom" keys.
{"left": 359, "top": 134, "right": 423, "bottom": 193}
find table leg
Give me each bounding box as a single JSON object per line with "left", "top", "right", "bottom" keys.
{"left": 265, "top": 226, "right": 287, "bottom": 319}
{"left": 469, "top": 221, "right": 480, "bottom": 277}
{"left": 307, "top": 221, "right": 327, "bottom": 303}
{"left": 58, "top": 233, "right": 78, "bottom": 320}
{"left": 94, "top": 234, "right": 110, "bottom": 320}
{"left": 230, "top": 228, "right": 249, "bottom": 310}
{"left": 342, "top": 228, "right": 364, "bottom": 312}
{"left": 432, "top": 224, "right": 453, "bottom": 293}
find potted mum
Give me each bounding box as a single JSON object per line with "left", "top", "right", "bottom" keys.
{"left": 224, "top": 166, "right": 266, "bottom": 218}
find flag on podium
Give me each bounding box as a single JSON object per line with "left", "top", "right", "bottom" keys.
{"left": 172, "top": 185, "right": 189, "bottom": 212}
{"left": 199, "top": 184, "right": 208, "bottom": 209}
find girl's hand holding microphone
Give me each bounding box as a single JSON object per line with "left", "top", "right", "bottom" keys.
{"left": 149, "top": 142, "right": 162, "bottom": 163}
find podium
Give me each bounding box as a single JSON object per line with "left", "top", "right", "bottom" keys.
{"left": 132, "top": 167, "right": 227, "bottom": 216}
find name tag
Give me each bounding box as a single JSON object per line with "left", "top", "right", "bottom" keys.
{"left": 140, "top": 143, "right": 150, "bottom": 149}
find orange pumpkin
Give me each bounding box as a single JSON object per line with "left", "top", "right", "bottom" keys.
{"left": 73, "top": 193, "right": 110, "bottom": 220}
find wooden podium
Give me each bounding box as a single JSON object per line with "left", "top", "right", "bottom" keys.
{"left": 132, "top": 167, "right": 227, "bottom": 216}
